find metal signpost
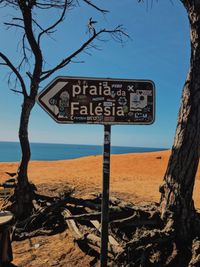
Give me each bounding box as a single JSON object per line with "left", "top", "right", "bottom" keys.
{"left": 37, "top": 76, "right": 155, "bottom": 267}
{"left": 101, "top": 124, "right": 111, "bottom": 267}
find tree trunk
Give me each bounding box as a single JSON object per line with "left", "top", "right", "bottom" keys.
{"left": 160, "top": 3, "right": 200, "bottom": 241}
{"left": 18, "top": 97, "right": 34, "bottom": 182}
{"left": 14, "top": 96, "right": 36, "bottom": 218}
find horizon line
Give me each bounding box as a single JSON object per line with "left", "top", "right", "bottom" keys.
{"left": 0, "top": 140, "right": 169, "bottom": 150}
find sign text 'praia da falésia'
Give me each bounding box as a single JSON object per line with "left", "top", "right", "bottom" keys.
{"left": 37, "top": 77, "right": 155, "bottom": 124}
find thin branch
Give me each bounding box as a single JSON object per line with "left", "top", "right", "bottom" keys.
{"left": 41, "top": 26, "right": 128, "bottom": 81}
{"left": 10, "top": 89, "right": 24, "bottom": 94}
{"left": 32, "top": 18, "right": 46, "bottom": 32}
{"left": 37, "top": 0, "right": 68, "bottom": 45}
{"left": 70, "top": 60, "right": 85, "bottom": 63}
{"left": 22, "top": 33, "right": 28, "bottom": 63}
{"left": 82, "top": 0, "right": 108, "bottom": 13}
{"left": 12, "top": 17, "right": 24, "bottom": 22}
{"left": 0, "top": 0, "right": 18, "bottom": 8}
{"left": 26, "top": 71, "right": 33, "bottom": 80}
{"left": 4, "top": 22, "right": 24, "bottom": 30}
{"left": 0, "top": 52, "right": 27, "bottom": 97}
{"left": 40, "top": 29, "right": 104, "bottom": 79}
{"left": 35, "top": 1, "right": 68, "bottom": 9}
{"left": 16, "top": 34, "right": 28, "bottom": 71}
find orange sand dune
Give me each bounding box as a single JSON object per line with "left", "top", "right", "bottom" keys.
{"left": 0, "top": 150, "right": 200, "bottom": 207}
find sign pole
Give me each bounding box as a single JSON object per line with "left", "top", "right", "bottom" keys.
{"left": 100, "top": 124, "right": 111, "bottom": 267}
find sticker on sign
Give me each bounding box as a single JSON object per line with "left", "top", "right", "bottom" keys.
{"left": 36, "top": 76, "right": 155, "bottom": 125}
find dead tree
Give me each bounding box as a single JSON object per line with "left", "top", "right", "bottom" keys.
{"left": 159, "top": 0, "right": 200, "bottom": 241}
{"left": 0, "top": 0, "right": 127, "bottom": 218}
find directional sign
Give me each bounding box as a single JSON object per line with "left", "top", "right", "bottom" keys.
{"left": 37, "top": 76, "right": 155, "bottom": 125}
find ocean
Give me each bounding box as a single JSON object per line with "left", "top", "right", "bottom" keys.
{"left": 0, "top": 141, "right": 167, "bottom": 162}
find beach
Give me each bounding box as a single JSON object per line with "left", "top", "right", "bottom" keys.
{"left": 0, "top": 150, "right": 200, "bottom": 266}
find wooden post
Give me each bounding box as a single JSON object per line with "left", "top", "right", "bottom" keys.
{"left": 100, "top": 124, "right": 111, "bottom": 267}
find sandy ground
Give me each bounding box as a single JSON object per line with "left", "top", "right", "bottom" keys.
{"left": 0, "top": 150, "right": 200, "bottom": 266}
{"left": 1, "top": 150, "right": 200, "bottom": 205}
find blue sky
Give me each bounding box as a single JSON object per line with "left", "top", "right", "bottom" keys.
{"left": 0, "top": 0, "right": 190, "bottom": 148}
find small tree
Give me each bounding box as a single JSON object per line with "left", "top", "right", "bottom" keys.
{"left": 0, "top": 0, "right": 126, "bottom": 218}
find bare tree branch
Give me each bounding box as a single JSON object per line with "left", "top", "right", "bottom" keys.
{"left": 35, "top": 1, "right": 68, "bottom": 9}
{"left": 0, "top": 52, "right": 27, "bottom": 97}
{"left": 4, "top": 22, "right": 24, "bottom": 29}
{"left": 82, "top": 0, "right": 108, "bottom": 13}
{"left": 32, "top": 18, "right": 47, "bottom": 32}
{"left": 40, "top": 26, "right": 128, "bottom": 81}
{"left": 37, "top": 0, "right": 68, "bottom": 45}
{"left": 0, "top": 0, "right": 18, "bottom": 8}
{"left": 12, "top": 17, "right": 23, "bottom": 22}
{"left": 15, "top": 33, "right": 29, "bottom": 72}
{"left": 22, "top": 33, "right": 28, "bottom": 63}
{"left": 10, "top": 88, "right": 24, "bottom": 94}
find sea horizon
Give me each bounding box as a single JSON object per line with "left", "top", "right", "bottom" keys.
{"left": 0, "top": 141, "right": 168, "bottom": 162}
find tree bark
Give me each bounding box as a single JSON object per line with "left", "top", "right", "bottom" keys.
{"left": 18, "top": 97, "right": 33, "bottom": 183}
{"left": 160, "top": 2, "right": 200, "bottom": 241}
{"left": 15, "top": 96, "right": 35, "bottom": 218}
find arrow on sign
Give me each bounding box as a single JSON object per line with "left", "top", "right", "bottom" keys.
{"left": 37, "top": 80, "right": 68, "bottom": 117}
